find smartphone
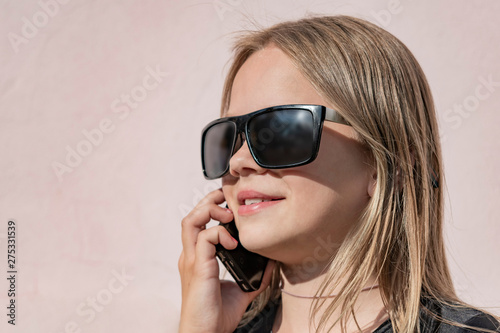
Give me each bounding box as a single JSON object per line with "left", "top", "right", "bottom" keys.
{"left": 215, "top": 219, "right": 269, "bottom": 292}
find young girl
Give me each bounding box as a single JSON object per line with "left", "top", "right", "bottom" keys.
{"left": 178, "top": 15, "right": 500, "bottom": 333}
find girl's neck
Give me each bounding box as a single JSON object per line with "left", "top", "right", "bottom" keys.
{"left": 274, "top": 268, "right": 388, "bottom": 333}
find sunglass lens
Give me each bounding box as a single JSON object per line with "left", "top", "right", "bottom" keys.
{"left": 247, "top": 109, "right": 315, "bottom": 167}
{"left": 203, "top": 122, "right": 236, "bottom": 178}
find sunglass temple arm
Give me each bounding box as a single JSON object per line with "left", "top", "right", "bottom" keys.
{"left": 325, "top": 107, "right": 350, "bottom": 125}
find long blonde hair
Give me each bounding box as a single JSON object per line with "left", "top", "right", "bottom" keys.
{"left": 220, "top": 15, "right": 497, "bottom": 332}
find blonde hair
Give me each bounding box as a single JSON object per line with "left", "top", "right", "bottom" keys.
{"left": 220, "top": 15, "right": 498, "bottom": 332}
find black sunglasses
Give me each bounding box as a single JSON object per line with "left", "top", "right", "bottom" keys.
{"left": 201, "top": 104, "right": 349, "bottom": 179}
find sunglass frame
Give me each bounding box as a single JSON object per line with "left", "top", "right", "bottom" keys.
{"left": 201, "top": 104, "right": 349, "bottom": 179}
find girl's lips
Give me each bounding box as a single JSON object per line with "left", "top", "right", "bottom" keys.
{"left": 238, "top": 199, "right": 284, "bottom": 216}
{"left": 237, "top": 190, "right": 285, "bottom": 205}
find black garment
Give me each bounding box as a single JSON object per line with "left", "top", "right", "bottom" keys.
{"left": 235, "top": 296, "right": 500, "bottom": 333}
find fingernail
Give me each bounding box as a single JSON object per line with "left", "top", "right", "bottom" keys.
{"left": 231, "top": 236, "right": 238, "bottom": 244}
{"left": 225, "top": 208, "right": 232, "bottom": 214}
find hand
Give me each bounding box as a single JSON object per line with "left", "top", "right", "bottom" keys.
{"left": 178, "top": 188, "right": 274, "bottom": 333}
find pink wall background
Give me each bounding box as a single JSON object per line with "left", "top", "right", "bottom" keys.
{"left": 1, "top": 0, "right": 498, "bottom": 331}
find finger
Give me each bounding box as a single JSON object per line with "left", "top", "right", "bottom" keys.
{"left": 195, "top": 225, "right": 238, "bottom": 264}
{"left": 181, "top": 189, "right": 233, "bottom": 258}
{"left": 178, "top": 251, "right": 184, "bottom": 274}
{"left": 178, "top": 250, "right": 190, "bottom": 298}
{"left": 182, "top": 203, "right": 232, "bottom": 250}
{"left": 194, "top": 187, "right": 226, "bottom": 208}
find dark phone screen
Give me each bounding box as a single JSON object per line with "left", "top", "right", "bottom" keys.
{"left": 215, "top": 221, "right": 268, "bottom": 292}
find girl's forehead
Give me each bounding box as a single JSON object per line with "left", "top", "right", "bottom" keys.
{"left": 227, "top": 46, "right": 327, "bottom": 118}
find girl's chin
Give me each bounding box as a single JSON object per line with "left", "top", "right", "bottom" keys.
{"left": 237, "top": 232, "right": 277, "bottom": 255}
{"left": 238, "top": 234, "right": 268, "bottom": 252}
{"left": 239, "top": 234, "right": 291, "bottom": 261}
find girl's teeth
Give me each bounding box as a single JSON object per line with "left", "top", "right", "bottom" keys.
{"left": 245, "top": 199, "right": 270, "bottom": 205}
